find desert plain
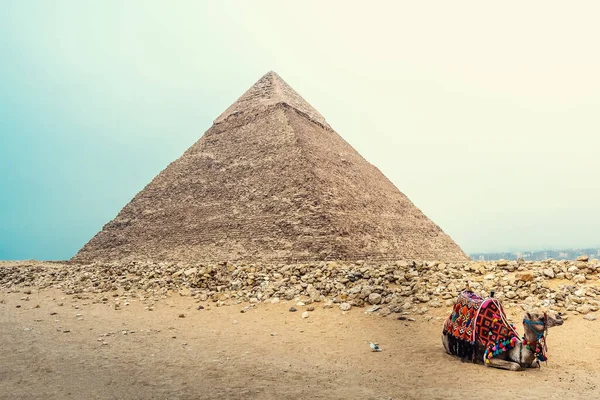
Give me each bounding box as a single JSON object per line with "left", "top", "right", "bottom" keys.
{"left": 1, "top": 259, "right": 600, "bottom": 400}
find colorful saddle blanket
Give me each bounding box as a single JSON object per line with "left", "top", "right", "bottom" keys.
{"left": 443, "top": 291, "right": 519, "bottom": 360}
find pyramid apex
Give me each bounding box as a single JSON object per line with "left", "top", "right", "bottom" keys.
{"left": 215, "top": 71, "right": 330, "bottom": 128}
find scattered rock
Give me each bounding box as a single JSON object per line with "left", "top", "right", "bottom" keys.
{"left": 366, "top": 305, "right": 381, "bottom": 313}
{"left": 289, "top": 307, "right": 297, "bottom": 312}
{"left": 178, "top": 313, "right": 185, "bottom": 318}
{"left": 576, "top": 305, "right": 592, "bottom": 315}
{"left": 368, "top": 293, "right": 382, "bottom": 305}
{"left": 3, "top": 258, "right": 600, "bottom": 320}
{"left": 416, "top": 294, "right": 430, "bottom": 303}
{"left": 542, "top": 269, "right": 555, "bottom": 279}
{"left": 583, "top": 314, "right": 596, "bottom": 321}
{"left": 301, "top": 311, "right": 309, "bottom": 319}
{"left": 515, "top": 271, "right": 534, "bottom": 282}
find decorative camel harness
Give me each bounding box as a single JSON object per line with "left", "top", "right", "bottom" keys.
{"left": 443, "top": 291, "right": 549, "bottom": 364}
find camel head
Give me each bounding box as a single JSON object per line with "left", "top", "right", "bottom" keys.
{"left": 523, "top": 311, "right": 564, "bottom": 333}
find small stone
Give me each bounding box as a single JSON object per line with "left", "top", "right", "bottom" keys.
{"left": 289, "top": 307, "right": 297, "bottom": 312}
{"left": 296, "top": 301, "right": 306, "bottom": 307}
{"left": 515, "top": 271, "right": 534, "bottom": 282}
{"left": 366, "top": 305, "right": 381, "bottom": 313}
{"left": 197, "top": 305, "right": 204, "bottom": 310}
{"left": 270, "top": 298, "right": 280, "bottom": 304}
{"left": 583, "top": 314, "right": 596, "bottom": 321}
{"left": 307, "top": 306, "right": 315, "bottom": 312}
{"left": 417, "top": 307, "right": 429, "bottom": 315}
{"left": 416, "top": 294, "right": 430, "bottom": 303}
{"left": 429, "top": 300, "right": 442, "bottom": 308}
{"left": 339, "top": 303, "right": 352, "bottom": 311}
{"left": 301, "top": 311, "right": 309, "bottom": 319}
{"left": 378, "top": 307, "right": 392, "bottom": 317}
{"left": 368, "top": 293, "right": 382, "bottom": 305}
{"left": 577, "top": 255, "right": 589, "bottom": 262}
{"left": 178, "top": 313, "right": 185, "bottom": 318}
{"left": 576, "top": 305, "right": 591, "bottom": 315}
{"left": 542, "top": 269, "right": 555, "bottom": 279}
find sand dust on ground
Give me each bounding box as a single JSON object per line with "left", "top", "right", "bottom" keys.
{"left": 1, "top": 289, "right": 598, "bottom": 400}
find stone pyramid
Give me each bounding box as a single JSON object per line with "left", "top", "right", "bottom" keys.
{"left": 73, "top": 71, "right": 468, "bottom": 263}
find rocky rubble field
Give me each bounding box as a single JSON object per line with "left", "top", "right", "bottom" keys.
{"left": 1, "top": 257, "right": 599, "bottom": 320}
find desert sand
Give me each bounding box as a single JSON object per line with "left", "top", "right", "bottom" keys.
{"left": 1, "top": 286, "right": 599, "bottom": 400}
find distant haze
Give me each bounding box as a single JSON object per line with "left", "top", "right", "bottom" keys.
{"left": 1, "top": 1, "right": 599, "bottom": 260}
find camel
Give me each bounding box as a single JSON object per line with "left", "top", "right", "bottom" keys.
{"left": 441, "top": 291, "right": 564, "bottom": 371}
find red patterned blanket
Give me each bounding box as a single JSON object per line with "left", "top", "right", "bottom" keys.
{"left": 443, "top": 291, "right": 519, "bottom": 361}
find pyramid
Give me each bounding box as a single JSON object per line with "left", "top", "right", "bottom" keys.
{"left": 73, "top": 71, "right": 468, "bottom": 263}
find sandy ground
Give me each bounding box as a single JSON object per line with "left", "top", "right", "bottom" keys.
{"left": 1, "top": 288, "right": 599, "bottom": 400}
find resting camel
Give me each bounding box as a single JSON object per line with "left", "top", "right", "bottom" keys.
{"left": 441, "top": 290, "right": 564, "bottom": 371}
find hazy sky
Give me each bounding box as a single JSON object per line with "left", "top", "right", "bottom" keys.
{"left": 1, "top": 1, "right": 599, "bottom": 260}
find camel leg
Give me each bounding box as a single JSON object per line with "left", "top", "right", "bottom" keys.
{"left": 486, "top": 358, "right": 523, "bottom": 371}
{"left": 527, "top": 360, "right": 541, "bottom": 369}
{"left": 441, "top": 334, "right": 451, "bottom": 354}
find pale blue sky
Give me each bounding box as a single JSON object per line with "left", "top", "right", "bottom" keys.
{"left": 1, "top": 1, "right": 599, "bottom": 260}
